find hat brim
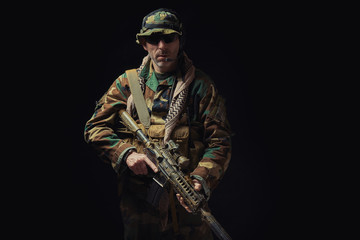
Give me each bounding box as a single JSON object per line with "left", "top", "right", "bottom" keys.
{"left": 136, "top": 28, "right": 182, "bottom": 44}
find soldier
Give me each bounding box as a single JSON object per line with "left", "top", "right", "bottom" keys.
{"left": 84, "top": 8, "right": 232, "bottom": 240}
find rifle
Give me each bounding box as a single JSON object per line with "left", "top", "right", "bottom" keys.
{"left": 119, "top": 109, "right": 232, "bottom": 240}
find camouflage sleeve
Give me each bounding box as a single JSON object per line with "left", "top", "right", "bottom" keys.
{"left": 84, "top": 73, "right": 136, "bottom": 172}
{"left": 190, "top": 73, "right": 232, "bottom": 194}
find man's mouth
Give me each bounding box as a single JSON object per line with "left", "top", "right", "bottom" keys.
{"left": 157, "top": 55, "right": 170, "bottom": 62}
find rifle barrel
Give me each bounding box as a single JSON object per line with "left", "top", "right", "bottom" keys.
{"left": 200, "top": 208, "right": 232, "bottom": 240}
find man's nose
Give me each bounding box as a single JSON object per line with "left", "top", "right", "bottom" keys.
{"left": 158, "top": 40, "right": 166, "bottom": 49}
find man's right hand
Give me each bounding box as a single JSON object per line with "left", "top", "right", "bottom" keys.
{"left": 125, "top": 151, "right": 158, "bottom": 175}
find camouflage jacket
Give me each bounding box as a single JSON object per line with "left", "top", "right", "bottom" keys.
{"left": 84, "top": 57, "right": 232, "bottom": 194}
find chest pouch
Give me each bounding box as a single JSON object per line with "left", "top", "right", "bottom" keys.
{"left": 148, "top": 124, "right": 190, "bottom": 159}
{"left": 116, "top": 122, "right": 190, "bottom": 159}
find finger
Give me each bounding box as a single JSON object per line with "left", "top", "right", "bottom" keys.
{"left": 132, "top": 165, "right": 142, "bottom": 175}
{"left": 131, "top": 163, "right": 146, "bottom": 175}
{"left": 192, "top": 179, "right": 202, "bottom": 191}
{"left": 128, "top": 164, "right": 136, "bottom": 174}
{"left": 194, "top": 182, "right": 202, "bottom": 191}
{"left": 182, "top": 201, "right": 192, "bottom": 213}
{"left": 138, "top": 162, "right": 148, "bottom": 175}
{"left": 143, "top": 156, "right": 158, "bottom": 173}
{"left": 176, "top": 194, "right": 192, "bottom": 213}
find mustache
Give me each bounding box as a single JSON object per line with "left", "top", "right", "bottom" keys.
{"left": 155, "top": 50, "right": 169, "bottom": 57}
{"left": 152, "top": 51, "right": 176, "bottom": 62}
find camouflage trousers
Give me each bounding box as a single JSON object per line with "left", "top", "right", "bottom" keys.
{"left": 119, "top": 189, "right": 213, "bottom": 240}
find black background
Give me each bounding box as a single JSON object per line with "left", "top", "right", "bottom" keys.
{"left": 13, "top": 2, "right": 319, "bottom": 239}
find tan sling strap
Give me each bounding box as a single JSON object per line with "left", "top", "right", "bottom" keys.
{"left": 125, "top": 69, "right": 151, "bottom": 130}
{"left": 126, "top": 69, "right": 180, "bottom": 233}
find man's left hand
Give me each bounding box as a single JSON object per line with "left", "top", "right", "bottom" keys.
{"left": 176, "top": 179, "right": 202, "bottom": 213}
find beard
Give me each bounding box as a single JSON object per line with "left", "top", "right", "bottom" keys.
{"left": 150, "top": 51, "right": 176, "bottom": 70}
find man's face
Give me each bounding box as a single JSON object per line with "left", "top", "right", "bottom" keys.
{"left": 142, "top": 33, "right": 180, "bottom": 73}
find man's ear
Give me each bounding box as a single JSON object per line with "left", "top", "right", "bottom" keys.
{"left": 139, "top": 38, "right": 147, "bottom": 50}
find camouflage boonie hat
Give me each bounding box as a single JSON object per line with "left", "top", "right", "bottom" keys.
{"left": 136, "top": 8, "right": 183, "bottom": 44}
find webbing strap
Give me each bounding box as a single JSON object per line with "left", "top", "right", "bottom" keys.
{"left": 126, "top": 69, "right": 150, "bottom": 130}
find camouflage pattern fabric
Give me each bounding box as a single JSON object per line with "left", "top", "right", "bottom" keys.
{"left": 120, "top": 186, "right": 213, "bottom": 240}
{"left": 84, "top": 52, "right": 232, "bottom": 239}
{"left": 136, "top": 8, "right": 183, "bottom": 44}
